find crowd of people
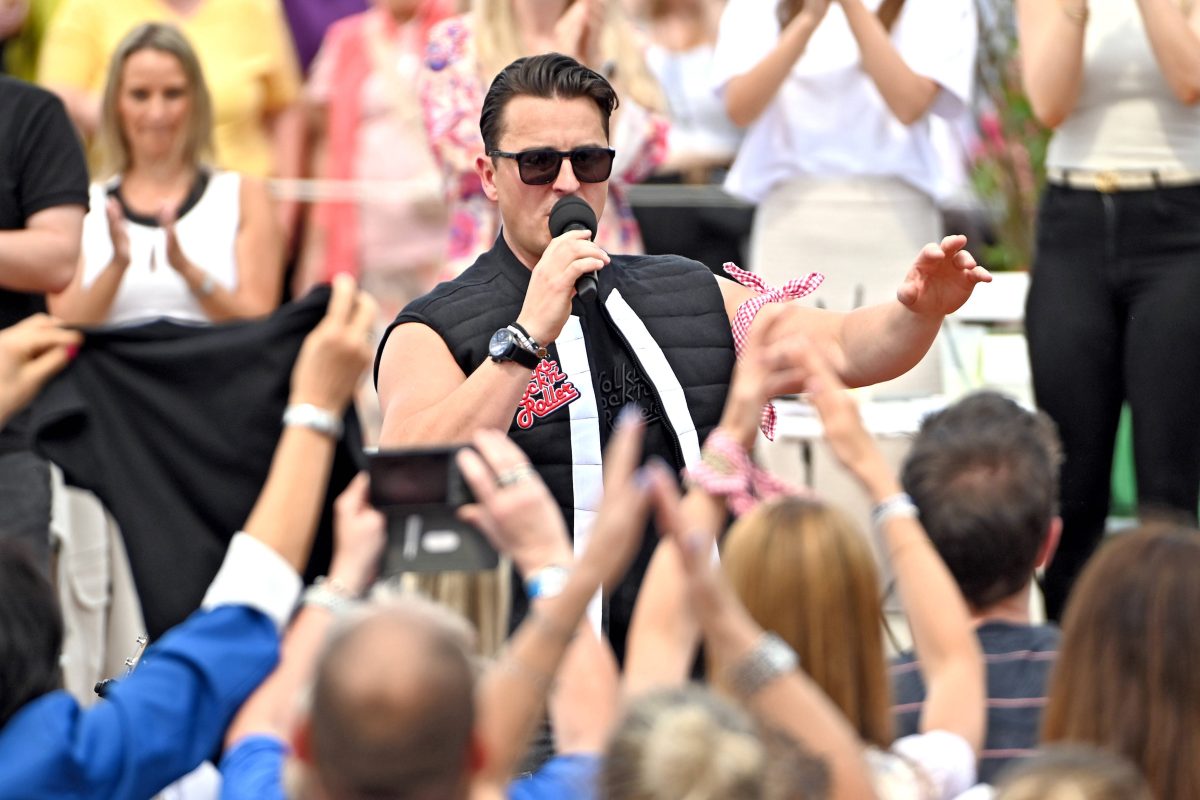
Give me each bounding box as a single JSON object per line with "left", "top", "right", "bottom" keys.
{"left": 1, "top": 0, "right": 1199, "bottom": 798}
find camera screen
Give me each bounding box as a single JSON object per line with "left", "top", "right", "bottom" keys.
{"left": 370, "top": 451, "right": 453, "bottom": 507}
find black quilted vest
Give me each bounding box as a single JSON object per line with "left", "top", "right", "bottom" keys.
{"left": 376, "top": 236, "right": 735, "bottom": 656}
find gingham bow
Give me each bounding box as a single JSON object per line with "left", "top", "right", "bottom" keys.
{"left": 723, "top": 263, "right": 825, "bottom": 441}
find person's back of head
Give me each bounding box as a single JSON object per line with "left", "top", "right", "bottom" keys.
{"left": 720, "top": 496, "right": 893, "bottom": 749}
{"left": 1043, "top": 525, "right": 1200, "bottom": 800}
{"left": 901, "top": 391, "right": 1062, "bottom": 612}
{"left": 600, "top": 685, "right": 830, "bottom": 800}
{"left": 0, "top": 540, "right": 63, "bottom": 729}
{"left": 993, "top": 744, "right": 1152, "bottom": 800}
{"left": 304, "top": 597, "right": 477, "bottom": 800}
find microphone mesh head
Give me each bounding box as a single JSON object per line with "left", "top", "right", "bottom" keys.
{"left": 549, "top": 196, "right": 598, "bottom": 239}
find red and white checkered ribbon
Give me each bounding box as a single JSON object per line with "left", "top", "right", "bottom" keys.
{"left": 723, "top": 263, "right": 825, "bottom": 440}
{"left": 684, "top": 428, "right": 806, "bottom": 516}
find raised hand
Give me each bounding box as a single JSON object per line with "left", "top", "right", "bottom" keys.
{"left": 0, "top": 314, "right": 82, "bottom": 426}
{"left": 794, "top": 343, "right": 896, "bottom": 498}
{"left": 289, "top": 274, "right": 378, "bottom": 414}
{"left": 327, "top": 472, "right": 386, "bottom": 595}
{"left": 457, "top": 429, "right": 572, "bottom": 577}
{"left": 555, "top": 0, "right": 605, "bottom": 70}
{"left": 896, "top": 234, "right": 991, "bottom": 318}
{"left": 106, "top": 197, "right": 132, "bottom": 270}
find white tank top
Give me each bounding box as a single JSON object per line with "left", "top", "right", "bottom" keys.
{"left": 81, "top": 171, "right": 241, "bottom": 326}
{"left": 1047, "top": 0, "right": 1200, "bottom": 171}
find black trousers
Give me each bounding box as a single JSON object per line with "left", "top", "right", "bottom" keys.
{"left": 1027, "top": 182, "right": 1200, "bottom": 620}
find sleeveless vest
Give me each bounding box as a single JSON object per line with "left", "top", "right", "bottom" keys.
{"left": 377, "top": 237, "right": 735, "bottom": 643}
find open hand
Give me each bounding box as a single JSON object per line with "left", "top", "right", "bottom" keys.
{"left": 896, "top": 235, "right": 991, "bottom": 318}
{"left": 555, "top": 0, "right": 604, "bottom": 70}
{"left": 106, "top": 198, "right": 131, "bottom": 269}
{"left": 159, "top": 207, "right": 191, "bottom": 276}
{"left": 794, "top": 344, "right": 894, "bottom": 495}
{"left": 457, "top": 429, "right": 571, "bottom": 577}
{"left": 328, "top": 473, "right": 386, "bottom": 595}
{"left": 289, "top": 274, "right": 377, "bottom": 413}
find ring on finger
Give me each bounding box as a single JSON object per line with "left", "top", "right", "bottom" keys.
{"left": 496, "top": 464, "right": 538, "bottom": 488}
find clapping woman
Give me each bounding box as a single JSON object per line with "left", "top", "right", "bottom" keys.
{"left": 50, "top": 23, "right": 283, "bottom": 326}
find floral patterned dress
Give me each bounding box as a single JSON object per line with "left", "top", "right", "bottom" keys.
{"left": 419, "top": 14, "right": 670, "bottom": 276}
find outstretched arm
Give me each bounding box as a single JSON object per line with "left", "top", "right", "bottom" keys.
{"left": 797, "top": 345, "right": 985, "bottom": 754}
{"left": 456, "top": 414, "right": 662, "bottom": 788}
{"left": 721, "top": 235, "right": 990, "bottom": 391}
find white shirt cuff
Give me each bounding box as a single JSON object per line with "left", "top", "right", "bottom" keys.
{"left": 201, "top": 532, "right": 302, "bottom": 632}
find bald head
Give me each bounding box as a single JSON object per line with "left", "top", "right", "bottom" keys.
{"left": 308, "top": 601, "right": 477, "bottom": 800}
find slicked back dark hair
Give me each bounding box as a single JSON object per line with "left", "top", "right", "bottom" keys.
{"left": 901, "top": 391, "right": 1062, "bottom": 610}
{"left": 0, "top": 540, "right": 63, "bottom": 728}
{"left": 479, "top": 52, "right": 619, "bottom": 154}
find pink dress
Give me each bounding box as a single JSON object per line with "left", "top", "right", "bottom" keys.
{"left": 419, "top": 14, "right": 670, "bottom": 276}
{"left": 308, "top": 6, "right": 452, "bottom": 300}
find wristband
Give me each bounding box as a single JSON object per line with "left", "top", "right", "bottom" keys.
{"left": 302, "top": 576, "right": 359, "bottom": 615}
{"left": 197, "top": 273, "right": 217, "bottom": 297}
{"left": 283, "top": 403, "right": 344, "bottom": 439}
{"left": 524, "top": 564, "right": 571, "bottom": 601}
{"left": 726, "top": 632, "right": 798, "bottom": 699}
{"left": 871, "top": 492, "right": 919, "bottom": 530}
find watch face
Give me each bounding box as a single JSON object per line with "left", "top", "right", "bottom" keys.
{"left": 489, "top": 328, "right": 514, "bottom": 359}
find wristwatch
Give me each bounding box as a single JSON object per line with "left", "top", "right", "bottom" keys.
{"left": 489, "top": 326, "right": 540, "bottom": 368}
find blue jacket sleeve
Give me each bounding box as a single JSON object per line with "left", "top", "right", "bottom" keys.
{"left": 218, "top": 734, "right": 289, "bottom": 800}
{"left": 0, "top": 605, "right": 280, "bottom": 800}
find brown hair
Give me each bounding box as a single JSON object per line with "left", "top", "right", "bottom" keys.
{"left": 96, "top": 22, "right": 215, "bottom": 178}
{"left": 1042, "top": 526, "right": 1200, "bottom": 800}
{"left": 901, "top": 391, "right": 1062, "bottom": 610}
{"left": 777, "top": 0, "right": 906, "bottom": 30}
{"left": 719, "top": 497, "right": 893, "bottom": 749}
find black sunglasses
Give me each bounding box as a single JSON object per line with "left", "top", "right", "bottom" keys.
{"left": 488, "top": 147, "right": 616, "bottom": 185}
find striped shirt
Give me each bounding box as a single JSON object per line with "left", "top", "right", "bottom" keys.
{"left": 889, "top": 621, "right": 1060, "bottom": 785}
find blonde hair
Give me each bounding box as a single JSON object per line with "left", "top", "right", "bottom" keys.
{"left": 719, "top": 497, "right": 893, "bottom": 749}
{"left": 96, "top": 22, "right": 215, "bottom": 178}
{"left": 472, "top": 0, "right": 664, "bottom": 113}
{"left": 994, "top": 745, "right": 1152, "bottom": 800}
{"left": 601, "top": 686, "right": 767, "bottom": 800}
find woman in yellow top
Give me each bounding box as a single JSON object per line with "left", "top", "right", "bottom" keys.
{"left": 38, "top": 0, "right": 301, "bottom": 181}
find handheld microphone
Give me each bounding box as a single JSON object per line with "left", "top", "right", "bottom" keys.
{"left": 548, "top": 196, "right": 599, "bottom": 301}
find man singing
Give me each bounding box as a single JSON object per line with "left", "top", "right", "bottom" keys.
{"left": 376, "top": 52, "right": 989, "bottom": 657}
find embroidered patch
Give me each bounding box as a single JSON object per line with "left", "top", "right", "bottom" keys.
{"left": 515, "top": 359, "right": 580, "bottom": 429}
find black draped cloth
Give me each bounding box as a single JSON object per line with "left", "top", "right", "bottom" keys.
{"left": 29, "top": 287, "right": 363, "bottom": 638}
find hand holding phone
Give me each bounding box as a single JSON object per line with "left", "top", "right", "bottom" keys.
{"left": 368, "top": 445, "right": 498, "bottom": 574}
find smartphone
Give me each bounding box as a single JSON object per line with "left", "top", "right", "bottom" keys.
{"left": 367, "top": 445, "right": 498, "bottom": 574}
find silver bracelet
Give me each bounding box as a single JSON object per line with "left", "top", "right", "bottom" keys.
{"left": 282, "top": 403, "right": 343, "bottom": 439}
{"left": 302, "top": 576, "right": 358, "bottom": 615}
{"left": 726, "top": 632, "right": 798, "bottom": 699}
{"left": 871, "top": 492, "right": 919, "bottom": 530}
